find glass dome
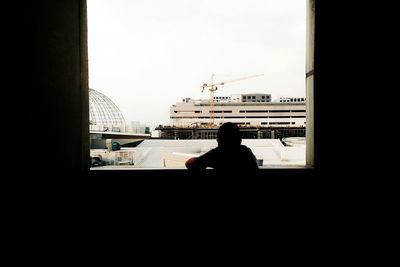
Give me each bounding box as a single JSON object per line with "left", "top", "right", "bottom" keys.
{"left": 89, "top": 88, "right": 126, "bottom": 132}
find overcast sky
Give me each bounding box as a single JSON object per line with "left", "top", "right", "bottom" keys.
{"left": 87, "top": 0, "right": 306, "bottom": 128}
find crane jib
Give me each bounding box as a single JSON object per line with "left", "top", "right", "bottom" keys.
{"left": 200, "top": 73, "right": 264, "bottom": 126}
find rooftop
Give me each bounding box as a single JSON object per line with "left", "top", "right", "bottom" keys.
{"left": 91, "top": 139, "right": 305, "bottom": 169}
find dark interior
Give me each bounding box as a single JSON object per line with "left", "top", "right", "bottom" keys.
{"left": 7, "top": 1, "right": 345, "bottom": 203}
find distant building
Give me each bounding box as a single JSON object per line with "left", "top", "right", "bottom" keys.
{"left": 151, "top": 130, "right": 161, "bottom": 138}
{"left": 279, "top": 96, "right": 306, "bottom": 103}
{"left": 126, "top": 121, "right": 147, "bottom": 134}
{"left": 241, "top": 93, "right": 271, "bottom": 103}
{"left": 213, "top": 96, "right": 231, "bottom": 103}
{"left": 89, "top": 89, "right": 151, "bottom": 149}
{"left": 170, "top": 94, "right": 306, "bottom": 127}
{"left": 89, "top": 88, "right": 150, "bottom": 135}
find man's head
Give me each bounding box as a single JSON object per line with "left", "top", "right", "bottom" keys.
{"left": 217, "top": 122, "right": 242, "bottom": 147}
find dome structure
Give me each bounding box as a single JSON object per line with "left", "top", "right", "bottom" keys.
{"left": 89, "top": 88, "right": 126, "bottom": 132}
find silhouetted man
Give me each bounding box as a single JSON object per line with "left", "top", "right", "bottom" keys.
{"left": 185, "top": 122, "right": 259, "bottom": 173}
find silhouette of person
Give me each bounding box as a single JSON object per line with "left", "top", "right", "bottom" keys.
{"left": 185, "top": 122, "right": 259, "bottom": 172}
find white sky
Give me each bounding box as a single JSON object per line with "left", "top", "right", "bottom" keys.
{"left": 87, "top": 0, "right": 306, "bottom": 128}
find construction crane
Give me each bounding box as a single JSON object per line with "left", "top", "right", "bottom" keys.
{"left": 201, "top": 73, "right": 264, "bottom": 125}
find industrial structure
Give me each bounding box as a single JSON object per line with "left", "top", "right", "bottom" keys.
{"left": 89, "top": 88, "right": 126, "bottom": 132}
{"left": 89, "top": 88, "right": 150, "bottom": 150}
{"left": 201, "top": 74, "right": 264, "bottom": 125}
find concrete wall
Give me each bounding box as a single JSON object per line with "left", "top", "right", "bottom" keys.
{"left": 306, "top": 0, "right": 315, "bottom": 167}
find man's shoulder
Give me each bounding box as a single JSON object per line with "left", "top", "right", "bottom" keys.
{"left": 205, "top": 147, "right": 219, "bottom": 154}
{"left": 199, "top": 146, "right": 219, "bottom": 159}
{"left": 239, "top": 145, "right": 253, "bottom": 153}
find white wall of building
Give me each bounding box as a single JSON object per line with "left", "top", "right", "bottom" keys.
{"left": 170, "top": 98, "right": 306, "bottom": 127}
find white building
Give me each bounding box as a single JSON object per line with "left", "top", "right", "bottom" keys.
{"left": 170, "top": 94, "right": 306, "bottom": 127}
{"left": 126, "top": 121, "right": 147, "bottom": 134}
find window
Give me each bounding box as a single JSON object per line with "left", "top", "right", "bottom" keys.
{"left": 87, "top": 0, "right": 314, "bottom": 169}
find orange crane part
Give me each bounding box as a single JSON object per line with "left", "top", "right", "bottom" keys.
{"left": 201, "top": 73, "right": 264, "bottom": 125}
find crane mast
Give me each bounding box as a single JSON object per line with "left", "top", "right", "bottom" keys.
{"left": 201, "top": 73, "right": 264, "bottom": 126}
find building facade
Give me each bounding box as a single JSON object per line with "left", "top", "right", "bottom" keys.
{"left": 170, "top": 94, "right": 306, "bottom": 128}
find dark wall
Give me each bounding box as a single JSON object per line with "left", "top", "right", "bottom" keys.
{"left": 7, "top": 1, "right": 89, "bottom": 195}
{"left": 6, "top": 1, "right": 341, "bottom": 200}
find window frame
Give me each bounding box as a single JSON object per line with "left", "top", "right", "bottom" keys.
{"left": 84, "top": 0, "right": 315, "bottom": 173}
